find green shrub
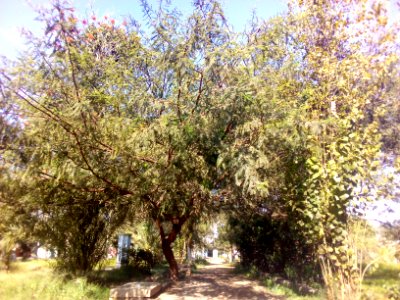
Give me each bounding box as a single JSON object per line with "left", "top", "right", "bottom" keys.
{"left": 226, "top": 214, "right": 319, "bottom": 283}
{"left": 88, "top": 265, "right": 146, "bottom": 286}
{"left": 128, "top": 248, "right": 155, "bottom": 274}
{"left": 194, "top": 257, "right": 209, "bottom": 265}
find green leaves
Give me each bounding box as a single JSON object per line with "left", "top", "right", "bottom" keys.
{"left": 0, "top": 0, "right": 398, "bottom": 282}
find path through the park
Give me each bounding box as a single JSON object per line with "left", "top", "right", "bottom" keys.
{"left": 155, "top": 263, "right": 286, "bottom": 300}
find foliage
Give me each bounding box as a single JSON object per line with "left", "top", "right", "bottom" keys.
{"left": 0, "top": 64, "right": 28, "bottom": 270}
{"left": 349, "top": 219, "right": 398, "bottom": 273}
{"left": 128, "top": 248, "right": 155, "bottom": 274}
{"left": 388, "top": 286, "right": 400, "bottom": 300}
{"left": 32, "top": 187, "right": 127, "bottom": 274}
{"left": 0, "top": 0, "right": 235, "bottom": 279}
{"left": 122, "top": 220, "right": 164, "bottom": 263}
{"left": 0, "top": 234, "right": 14, "bottom": 271}
{"left": 382, "top": 220, "right": 400, "bottom": 261}
{"left": 88, "top": 265, "right": 147, "bottom": 287}
{"left": 194, "top": 257, "right": 209, "bottom": 265}
{"left": 226, "top": 212, "right": 319, "bottom": 282}
{"left": 217, "top": 0, "right": 399, "bottom": 298}
{"left": 0, "top": 0, "right": 399, "bottom": 289}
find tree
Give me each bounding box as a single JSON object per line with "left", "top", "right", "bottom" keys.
{"left": 0, "top": 56, "right": 30, "bottom": 270}
{"left": 1, "top": 0, "right": 398, "bottom": 290}
{"left": 218, "top": 0, "right": 399, "bottom": 297}
{"left": 32, "top": 184, "right": 128, "bottom": 274}
{"left": 1, "top": 0, "right": 236, "bottom": 279}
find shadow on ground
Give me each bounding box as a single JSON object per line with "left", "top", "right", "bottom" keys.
{"left": 156, "top": 263, "right": 286, "bottom": 300}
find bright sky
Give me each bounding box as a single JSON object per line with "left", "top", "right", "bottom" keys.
{"left": 0, "top": 0, "right": 287, "bottom": 59}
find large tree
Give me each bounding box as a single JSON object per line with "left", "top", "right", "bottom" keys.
{"left": 0, "top": 0, "right": 239, "bottom": 279}
{"left": 219, "top": 0, "right": 399, "bottom": 297}
{"left": 1, "top": 0, "right": 398, "bottom": 291}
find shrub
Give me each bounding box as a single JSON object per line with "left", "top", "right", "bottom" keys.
{"left": 226, "top": 213, "right": 319, "bottom": 283}
{"left": 128, "top": 248, "right": 155, "bottom": 274}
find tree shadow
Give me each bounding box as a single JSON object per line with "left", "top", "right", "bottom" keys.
{"left": 87, "top": 266, "right": 147, "bottom": 286}
{"left": 156, "top": 265, "right": 286, "bottom": 299}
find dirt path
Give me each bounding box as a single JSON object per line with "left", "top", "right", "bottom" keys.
{"left": 155, "top": 263, "right": 285, "bottom": 300}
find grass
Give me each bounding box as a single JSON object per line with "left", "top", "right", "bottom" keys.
{"left": 0, "top": 259, "right": 159, "bottom": 300}
{"left": 0, "top": 260, "right": 108, "bottom": 300}
{"left": 361, "top": 263, "right": 400, "bottom": 300}
{"left": 255, "top": 263, "right": 400, "bottom": 300}
{"left": 151, "top": 262, "right": 170, "bottom": 279}
{"left": 4, "top": 259, "right": 398, "bottom": 299}
{"left": 193, "top": 257, "right": 210, "bottom": 266}
{"left": 87, "top": 265, "right": 147, "bottom": 286}
{"left": 260, "top": 277, "right": 325, "bottom": 300}
{"left": 233, "top": 264, "right": 325, "bottom": 299}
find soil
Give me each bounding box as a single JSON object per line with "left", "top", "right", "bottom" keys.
{"left": 155, "top": 262, "right": 286, "bottom": 300}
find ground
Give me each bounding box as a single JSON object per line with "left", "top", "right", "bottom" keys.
{"left": 156, "top": 262, "right": 285, "bottom": 300}
{"left": 1, "top": 259, "right": 398, "bottom": 299}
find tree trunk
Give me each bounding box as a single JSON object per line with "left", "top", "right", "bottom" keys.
{"left": 155, "top": 216, "right": 187, "bottom": 281}
{"left": 186, "top": 236, "right": 193, "bottom": 277}
{"left": 161, "top": 238, "right": 179, "bottom": 281}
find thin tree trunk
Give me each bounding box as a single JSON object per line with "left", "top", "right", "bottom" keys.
{"left": 161, "top": 238, "right": 179, "bottom": 281}
{"left": 155, "top": 216, "right": 187, "bottom": 281}
{"left": 186, "top": 235, "right": 193, "bottom": 277}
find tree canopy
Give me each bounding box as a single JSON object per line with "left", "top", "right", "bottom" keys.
{"left": 0, "top": 0, "right": 399, "bottom": 293}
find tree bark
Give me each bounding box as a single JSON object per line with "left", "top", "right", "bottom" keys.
{"left": 161, "top": 238, "right": 179, "bottom": 281}
{"left": 155, "top": 216, "right": 187, "bottom": 281}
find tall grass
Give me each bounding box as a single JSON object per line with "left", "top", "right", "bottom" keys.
{"left": 319, "top": 255, "right": 358, "bottom": 300}
{"left": 320, "top": 219, "right": 400, "bottom": 300}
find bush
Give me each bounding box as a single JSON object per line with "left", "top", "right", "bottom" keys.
{"left": 226, "top": 213, "right": 319, "bottom": 283}
{"left": 194, "top": 257, "right": 209, "bottom": 265}
{"left": 34, "top": 191, "right": 128, "bottom": 275}
{"left": 0, "top": 235, "right": 15, "bottom": 271}
{"left": 128, "top": 248, "right": 155, "bottom": 274}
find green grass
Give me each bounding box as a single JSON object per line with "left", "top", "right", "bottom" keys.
{"left": 0, "top": 259, "right": 156, "bottom": 300}
{"left": 150, "top": 263, "right": 170, "bottom": 279}
{"left": 4, "top": 259, "right": 397, "bottom": 299}
{"left": 193, "top": 257, "right": 210, "bottom": 266}
{"left": 0, "top": 260, "right": 108, "bottom": 300}
{"left": 96, "top": 257, "right": 117, "bottom": 269}
{"left": 361, "top": 263, "right": 400, "bottom": 300}
{"left": 257, "top": 263, "right": 400, "bottom": 300}
{"left": 234, "top": 264, "right": 325, "bottom": 299}
{"left": 261, "top": 277, "right": 325, "bottom": 300}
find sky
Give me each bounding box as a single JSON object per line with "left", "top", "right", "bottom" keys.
{"left": 0, "top": 0, "right": 287, "bottom": 59}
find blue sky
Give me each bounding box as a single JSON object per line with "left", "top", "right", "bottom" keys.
{"left": 0, "top": 0, "right": 286, "bottom": 59}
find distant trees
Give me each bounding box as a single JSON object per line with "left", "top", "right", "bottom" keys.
{"left": 0, "top": 0, "right": 399, "bottom": 294}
